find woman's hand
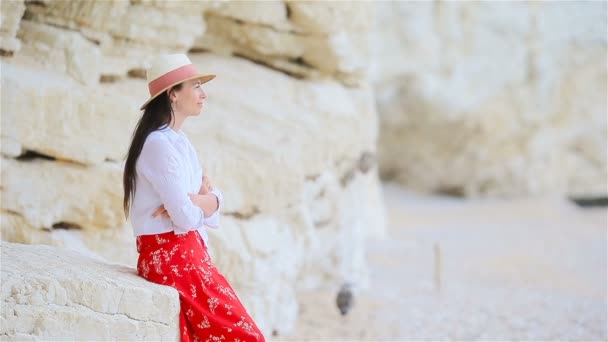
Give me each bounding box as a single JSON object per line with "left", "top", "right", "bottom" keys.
{"left": 151, "top": 205, "right": 169, "bottom": 219}
{"left": 199, "top": 176, "right": 212, "bottom": 195}
{"left": 151, "top": 184, "right": 219, "bottom": 219}
{"left": 188, "top": 193, "right": 219, "bottom": 218}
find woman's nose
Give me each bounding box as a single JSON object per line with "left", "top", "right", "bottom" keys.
{"left": 200, "top": 89, "right": 207, "bottom": 99}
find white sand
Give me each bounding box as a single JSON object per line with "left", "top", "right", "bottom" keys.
{"left": 274, "top": 183, "right": 607, "bottom": 341}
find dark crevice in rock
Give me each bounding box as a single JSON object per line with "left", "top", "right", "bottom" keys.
{"left": 569, "top": 196, "right": 608, "bottom": 207}
{"left": 231, "top": 52, "right": 308, "bottom": 80}
{"left": 340, "top": 168, "right": 356, "bottom": 188}
{"left": 127, "top": 68, "right": 146, "bottom": 79}
{"left": 24, "top": 1, "right": 47, "bottom": 8}
{"left": 188, "top": 46, "right": 211, "bottom": 54}
{"left": 379, "top": 167, "right": 399, "bottom": 182}
{"left": 14, "top": 150, "right": 91, "bottom": 170}
{"left": 203, "top": 13, "right": 326, "bottom": 80}
{"left": 285, "top": 2, "right": 291, "bottom": 20}
{"left": 100, "top": 74, "right": 123, "bottom": 83}
{"left": 339, "top": 151, "right": 379, "bottom": 188}
{"left": 0, "top": 49, "right": 14, "bottom": 57}
{"left": 224, "top": 206, "right": 260, "bottom": 220}
{"left": 288, "top": 57, "right": 313, "bottom": 68}
{"left": 316, "top": 188, "right": 326, "bottom": 199}
{"left": 358, "top": 151, "right": 376, "bottom": 174}
{"left": 435, "top": 186, "right": 465, "bottom": 198}
{"left": 51, "top": 221, "right": 83, "bottom": 230}
{"left": 2, "top": 209, "right": 23, "bottom": 217}
{"left": 314, "top": 219, "right": 331, "bottom": 228}
{"left": 16, "top": 150, "right": 56, "bottom": 162}
{"left": 232, "top": 51, "right": 269, "bottom": 66}
{"left": 84, "top": 36, "right": 101, "bottom": 46}
{"left": 305, "top": 174, "right": 320, "bottom": 181}
{"left": 271, "top": 66, "right": 307, "bottom": 80}
{"left": 21, "top": 9, "right": 34, "bottom": 21}
{"left": 68, "top": 300, "right": 172, "bottom": 326}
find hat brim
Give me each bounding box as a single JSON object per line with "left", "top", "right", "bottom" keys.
{"left": 139, "top": 74, "right": 216, "bottom": 110}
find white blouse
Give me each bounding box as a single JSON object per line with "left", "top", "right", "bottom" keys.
{"left": 129, "top": 126, "right": 222, "bottom": 247}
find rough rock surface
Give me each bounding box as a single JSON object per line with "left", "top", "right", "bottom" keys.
{"left": 0, "top": 0, "right": 26, "bottom": 55}
{"left": 1, "top": 1, "right": 385, "bottom": 335}
{"left": 1, "top": 241, "right": 180, "bottom": 341}
{"left": 372, "top": 1, "right": 607, "bottom": 197}
{"left": 195, "top": 1, "right": 373, "bottom": 86}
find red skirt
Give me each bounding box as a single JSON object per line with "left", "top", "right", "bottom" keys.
{"left": 136, "top": 230, "right": 265, "bottom": 342}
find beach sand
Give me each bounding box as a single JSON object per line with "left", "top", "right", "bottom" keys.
{"left": 274, "top": 183, "right": 607, "bottom": 341}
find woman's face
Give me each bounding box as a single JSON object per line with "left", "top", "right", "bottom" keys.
{"left": 171, "top": 79, "right": 207, "bottom": 115}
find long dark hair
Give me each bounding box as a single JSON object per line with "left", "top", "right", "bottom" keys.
{"left": 123, "top": 84, "right": 182, "bottom": 219}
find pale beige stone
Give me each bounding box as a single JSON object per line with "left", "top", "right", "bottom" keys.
{"left": 22, "top": 0, "right": 206, "bottom": 75}
{"left": 200, "top": 14, "right": 304, "bottom": 58}
{"left": 286, "top": 1, "right": 373, "bottom": 33}
{"left": 0, "top": 135, "right": 22, "bottom": 157}
{"left": 207, "top": 0, "right": 290, "bottom": 28}
{"left": 1, "top": 50, "right": 385, "bottom": 336}
{"left": 186, "top": 54, "right": 379, "bottom": 214}
{"left": 23, "top": 0, "right": 129, "bottom": 33}
{"left": 17, "top": 21, "right": 102, "bottom": 86}
{"left": 0, "top": 0, "right": 25, "bottom": 53}
{"left": 3, "top": 1, "right": 386, "bottom": 334}
{"left": 1, "top": 61, "right": 143, "bottom": 165}
{"left": 97, "top": 39, "right": 174, "bottom": 77}
{"left": 1, "top": 241, "right": 179, "bottom": 340}
{"left": 107, "top": 1, "right": 211, "bottom": 75}
{"left": 1, "top": 158, "right": 124, "bottom": 231}
{"left": 131, "top": 0, "right": 218, "bottom": 12}
{"left": 180, "top": 55, "right": 385, "bottom": 333}
{"left": 1, "top": 211, "right": 138, "bottom": 268}
{"left": 373, "top": 1, "right": 607, "bottom": 197}
{"left": 108, "top": 4, "right": 203, "bottom": 48}
{"left": 2, "top": 0, "right": 380, "bottom": 336}
{"left": 195, "top": 1, "right": 372, "bottom": 85}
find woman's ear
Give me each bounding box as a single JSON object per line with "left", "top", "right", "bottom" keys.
{"left": 167, "top": 88, "right": 176, "bottom": 103}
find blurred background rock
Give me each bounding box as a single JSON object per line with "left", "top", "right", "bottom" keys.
{"left": 1, "top": 0, "right": 605, "bottom": 340}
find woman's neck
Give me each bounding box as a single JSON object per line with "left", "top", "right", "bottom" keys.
{"left": 170, "top": 113, "right": 186, "bottom": 132}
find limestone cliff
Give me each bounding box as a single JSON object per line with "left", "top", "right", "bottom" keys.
{"left": 372, "top": 1, "right": 607, "bottom": 197}
{"left": 1, "top": 0, "right": 386, "bottom": 337}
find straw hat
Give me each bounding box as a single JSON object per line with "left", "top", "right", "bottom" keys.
{"left": 139, "top": 54, "right": 215, "bottom": 110}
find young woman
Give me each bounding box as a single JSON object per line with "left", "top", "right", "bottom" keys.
{"left": 123, "top": 54, "right": 265, "bottom": 342}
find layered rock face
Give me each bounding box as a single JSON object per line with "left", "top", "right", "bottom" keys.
{"left": 1, "top": 0, "right": 385, "bottom": 338}
{"left": 195, "top": 1, "right": 373, "bottom": 86}
{"left": 1, "top": 241, "right": 181, "bottom": 340}
{"left": 0, "top": 0, "right": 25, "bottom": 54}
{"left": 373, "top": 1, "right": 607, "bottom": 197}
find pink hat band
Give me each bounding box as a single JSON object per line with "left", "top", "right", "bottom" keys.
{"left": 139, "top": 54, "right": 215, "bottom": 110}
{"left": 148, "top": 64, "right": 198, "bottom": 96}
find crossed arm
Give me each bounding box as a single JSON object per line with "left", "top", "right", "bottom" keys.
{"left": 152, "top": 175, "right": 219, "bottom": 219}
{"left": 139, "top": 137, "right": 220, "bottom": 231}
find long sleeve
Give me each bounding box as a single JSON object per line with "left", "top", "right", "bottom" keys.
{"left": 139, "top": 136, "right": 205, "bottom": 234}
{"left": 204, "top": 188, "right": 223, "bottom": 229}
